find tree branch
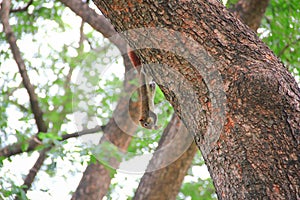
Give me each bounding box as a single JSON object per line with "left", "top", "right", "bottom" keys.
{"left": 61, "top": 125, "right": 104, "bottom": 141}
{"left": 10, "top": 0, "right": 33, "bottom": 13}
{"left": 1, "top": 1, "right": 50, "bottom": 193}
{"left": 277, "top": 38, "right": 300, "bottom": 57}
{"left": 15, "top": 147, "right": 51, "bottom": 200}
{"left": 0, "top": 0, "right": 47, "bottom": 133}
{"left": 0, "top": 125, "right": 104, "bottom": 158}
{"left": 58, "top": 0, "right": 127, "bottom": 52}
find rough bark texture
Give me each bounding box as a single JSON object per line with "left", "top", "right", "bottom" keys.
{"left": 133, "top": 1, "right": 268, "bottom": 199}
{"left": 231, "top": 0, "right": 269, "bottom": 31}
{"left": 92, "top": 0, "right": 300, "bottom": 199}
{"left": 71, "top": 55, "right": 141, "bottom": 200}
{"left": 133, "top": 114, "right": 198, "bottom": 200}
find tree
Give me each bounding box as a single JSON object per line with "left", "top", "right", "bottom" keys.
{"left": 0, "top": 0, "right": 299, "bottom": 199}
{"left": 132, "top": 0, "right": 271, "bottom": 199}
{"left": 92, "top": 0, "right": 300, "bottom": 199}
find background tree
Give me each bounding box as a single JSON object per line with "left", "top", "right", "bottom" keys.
{"left": 0, "top": 0, "right": 299, "bottom": 199}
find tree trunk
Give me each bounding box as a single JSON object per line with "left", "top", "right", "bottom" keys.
{"left": 133, "top": 114, "right": 197, "bottom": 200}
{"left": 133, "top": 0, "right": 269, "bottom": 199}
{"left": 92, "top": 0, "right": 300, "bottom": 199}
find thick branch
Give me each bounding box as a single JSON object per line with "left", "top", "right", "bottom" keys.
{"left": 134, "top": 1, "right": 270, "bottom": 198}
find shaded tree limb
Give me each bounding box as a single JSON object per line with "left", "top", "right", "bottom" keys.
{"left": 71, "top": 54, "right": 140, "bottom": 200}
{"left": 230, "top": 0, "right": 270, "bottom": 31}
{"left": 1, "top": 0, "right": 50, "bottom": 195}
{"left": 22, "top": 148, "right": 50, "bottom": 193}
{"left": 15, "top": 147, "right": 52, "bottom": 200}
{"left": 133, "top": 114, "right": 198, "bottom": 200}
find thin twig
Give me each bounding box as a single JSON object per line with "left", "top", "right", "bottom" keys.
{"left": 277, "top": 38, "right": 300, "bottom": 57}
{"left": 0, "top": 125, "right": 105, "bottom": 158}
{"left": 15, "top": 147, "right": 51, "bottom": 200}
{"left": 61, "top": 125, "right": 104, "bottom": 141}
{"left": 10, "top": 0, "right": 33, "bottom": 13}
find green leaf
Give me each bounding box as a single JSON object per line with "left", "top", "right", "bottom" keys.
{"left": 21, "top": 142, "right": 29, "bottom": 152}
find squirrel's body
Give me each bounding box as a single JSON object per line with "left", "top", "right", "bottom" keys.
{"left": 128, "top": 48, "right": 158, "bottom": 130}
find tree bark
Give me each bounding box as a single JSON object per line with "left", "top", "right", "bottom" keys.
{"left": 92, "top": 0, "right": 300, "bottom": 199}
{"left": 133, "top": 1, "right": 268, "bottom": 199}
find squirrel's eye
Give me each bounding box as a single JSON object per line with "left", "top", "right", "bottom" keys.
{"left": 149, "top": 82, "right": 155, "bottom": 90}
{"left": 144, "top": 123, "right": 148, "bottom": 127}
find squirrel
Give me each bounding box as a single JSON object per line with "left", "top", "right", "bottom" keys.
{"left": 128, "top": 48, "right": 159, "bottom": 130}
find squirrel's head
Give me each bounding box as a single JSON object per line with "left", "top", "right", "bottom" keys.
{"left": 139, "top": 111, "right": 158, "bottom": 130}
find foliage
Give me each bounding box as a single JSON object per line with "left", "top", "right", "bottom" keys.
{"left": 0, "top": 178, "right": 29, "bottom": 200}
{"left": 260, "top": 0, "right": 300, "bottom": 79}
{"left": 178, "top": 178, "right": 216, "bottom": 200}
{"left": 179, "top": 151, "right": 216, "bottom": 200}
{"left": 0, "top": 0, "right": 121, "bottom": 198}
